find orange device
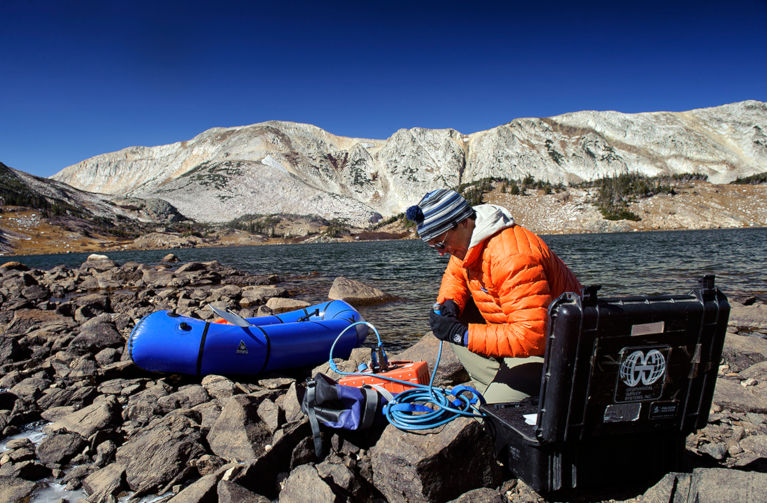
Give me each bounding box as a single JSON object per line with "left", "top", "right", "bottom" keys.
{"left": 338, "top": 360, "right": 431, "bottom": 394}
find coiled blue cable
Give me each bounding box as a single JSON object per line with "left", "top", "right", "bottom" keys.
{"left": 328, "top": 321, "right": 486, "bottom": 431}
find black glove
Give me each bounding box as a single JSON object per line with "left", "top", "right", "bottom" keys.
{"left": 439, "top": 299, "right": 460, "bottom": 318}
{"left": 429, "top": 310, "right": 467, "bottom": 345}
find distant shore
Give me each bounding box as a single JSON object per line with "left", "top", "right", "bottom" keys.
{"left": 3, "top": 224, "right": 766, "bottom": 259}
{"left": 2, "top": 179, "right": 766, "bottom": 257}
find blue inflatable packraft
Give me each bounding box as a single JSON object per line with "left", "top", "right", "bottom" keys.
{"left": 129, "top": 300, "right": 368, "bottom": 376}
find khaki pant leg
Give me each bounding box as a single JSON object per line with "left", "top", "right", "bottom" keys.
{"left": 451, "top": 344, "right": 544, "bottom": 404}
{"left": 450, "top": 344, "right": 499, "bottom": 392}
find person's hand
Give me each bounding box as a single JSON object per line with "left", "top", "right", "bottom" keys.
{"left": 439, "top": 299, "right": 459, "bottom": 318}
{"left": 429, "top": 311, "right": 467, "bottom": 345}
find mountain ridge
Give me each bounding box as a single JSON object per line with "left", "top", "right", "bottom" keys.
{"left": 50, "top": 101, "right": 767, "bottom": 226}
{"left": 2, "top": 156, "right": 766, "bottom": 256}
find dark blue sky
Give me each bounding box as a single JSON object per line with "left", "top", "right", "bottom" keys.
{"left": 2, "top": 0, "right": 766, "bottom": 178}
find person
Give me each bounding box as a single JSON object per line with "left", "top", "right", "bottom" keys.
{"left": 406, "top": 189, "right": 582, "bottom": 403}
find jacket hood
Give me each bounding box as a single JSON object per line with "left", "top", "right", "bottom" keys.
{"left": 469, "top": 204, "right": 515, "bottom": 248}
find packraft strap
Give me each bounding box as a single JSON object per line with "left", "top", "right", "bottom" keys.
{"left": 304, "top": 379, "right": 325, "bottom": 458}
{"left": 251, "top": 326, "right": 272, "bottom": 374}
{"left": 359, "top": 386, "right": 379, "bottom": 431}
{"left": 297, "top": 308, "right": 320, "bottom": 322}
{"left": 195, "top": 322, "right": 211, "bottom": 376}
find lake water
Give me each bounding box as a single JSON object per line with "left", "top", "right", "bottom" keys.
{"left": 10, "top": 227, "right": 767, "bottom": 352}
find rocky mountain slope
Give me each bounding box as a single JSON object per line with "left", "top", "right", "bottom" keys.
{"left": 0, "top": 162, "right": 189, "bottom": 255}
{"left": 1, "top": 162, "right": 185, "bottom": 224}
{"left": 486, "top": 179, "right": 767, "bottom": 234}
{"left": 51, "top": 101, "right": 767, "bottom": 226}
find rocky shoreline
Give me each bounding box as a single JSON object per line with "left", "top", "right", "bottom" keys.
{"left": 2, "top": 255, "right": 767, "bottom": 502}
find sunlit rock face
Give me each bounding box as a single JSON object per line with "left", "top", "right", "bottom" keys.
{"left": 51, "top": 101, "right": 767, "bottom": 225}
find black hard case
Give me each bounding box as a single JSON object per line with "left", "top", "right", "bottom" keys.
{"left": 481, "top": 276, "right": 730, "bottom": 495}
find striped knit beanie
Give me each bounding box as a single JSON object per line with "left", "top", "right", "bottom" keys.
{"left": 405, "top": 189, "right": 474, "bottom": 242}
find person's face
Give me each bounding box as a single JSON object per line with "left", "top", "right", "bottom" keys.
{"left": 428, "top": 225, "right": 455, "bottom": 255}
{"left": 427, "top": 219, "right": 470, "bottom": 260}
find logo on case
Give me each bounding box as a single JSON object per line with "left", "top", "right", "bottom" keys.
{"left": 615, "top": 346, "right": 670, "bottom": 402}
{"left": 620, "top": 349, "right": 666, "bottom": 387}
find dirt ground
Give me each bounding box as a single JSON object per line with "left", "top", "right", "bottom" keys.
{"left": 0, "top": 207, "right": 130, "bottom": 256}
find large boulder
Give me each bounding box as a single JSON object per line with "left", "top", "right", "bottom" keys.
{"left": 47, "top": 395, "right": 121, "bottom": 438}
{"left": 141, "top": 267, "right": 176, "bottom": 289}
{"left": 223, "top": 420, "right": 311, "bottom": 499}
{"left": 370, "top": 417, "right": 502, "bottom": 502}
{"left": 167, "top": 473, "right": 219, "bottom": 503}
{"left": 239, "top": 285, "right": 289, "bottom": 307}
{"left": 3, "top": 309, "right": 75, "bottom": 337}
{"left": 37, "top": 383, "right": 98, "bottom": 411}
{"left": 9, "top": 376, "right": 50, "bottom": 402}
{"left": 714, "top": 378, "right": 767, "bottom": 414}
{"left": 0, "top": 262, "right": 28, "bottom": 273}
{"left": 217, "top": 479, "right": 270, "bottom": 503}
{"left": 115, "top": 412, "right": 207, "bottom": 494}
{"left": 328, "top": 277, "right": 393, "bottom": 305}
{"left": 122, "top": 381, "right": 173, "bottom": 427}
{"left": 35, "top": 431, "right": 87, "bottom": 467}
{"left": 72, "top": 294, "right": 111, "bottom": 321}
{"left": 265, "top": 297, "right": 311, "bottom": 314}
{"left": 82, "top": 253, "right": 118, "bottom": 269}
{"left": 642, "top": 468, "right": 767, "bottom": 502}
{"left": 279, "top": 464, "right": 337, "bottom": 503}
{"left": 729, "top": 302, "right": 767, "bottom": 331}
{"left": 722, "top": 333, "right": 767, "bottom": 372}
{"left": 201, "top": 375, "right": 240, "bottom": 401}
{"left": 0, "top": 438, "right": 50, "bottom": 480}
{"left": 157, "top": 384, "right": 210, "bottom": 415}
{"left": 206, "top": 395, "right": 271, "bottom": 461}
{"left": 82, "top": 462, "right": 126, "bottom": 502}
{"left": 0, "top": 476, "right": 38, "bottom": 503}
{"left": 0, "top": 336, "right": 23, "bottom": 364}
{"left": 394, "top": 334, "right": 469, "bottom": 388}
{"left": 68, "top": 317, "right": 124, "bottom": 355}
{"left": 131, "top": 232, "right": 203, "bottom": 251}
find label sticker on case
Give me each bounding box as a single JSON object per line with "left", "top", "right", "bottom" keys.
{"left": 603, "top": 403, "right": 642, "bottom": 423}
{"left": 648, "top": 401, "right": 680, "bottom": 420}
{"left": 631, "top": 321, "right": 665, "bottom": 336}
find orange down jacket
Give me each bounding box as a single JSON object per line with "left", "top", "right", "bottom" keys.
{"left": 437, "top": 222, "right": 582, "bottom": 358}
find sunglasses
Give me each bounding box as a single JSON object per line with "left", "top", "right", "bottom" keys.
{"left": 428, "top": 223, "right": 457, "bottom": 250}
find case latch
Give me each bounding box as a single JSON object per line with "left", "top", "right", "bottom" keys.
{"left": 582, "top": 285, "right": 601, "bottom": 306}
{"left": 698, "top": 275, "right": 716, "bottom": 301}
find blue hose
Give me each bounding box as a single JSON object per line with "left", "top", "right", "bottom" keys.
{"left": 328, "top": 321, "right": 486, "bottom": 431}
